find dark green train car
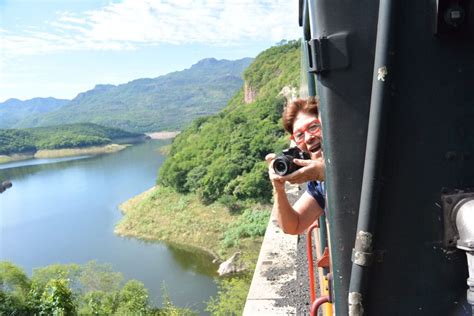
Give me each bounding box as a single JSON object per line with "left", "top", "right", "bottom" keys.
{"left": 299, "top": 0, "right": 474, "bottom": 315}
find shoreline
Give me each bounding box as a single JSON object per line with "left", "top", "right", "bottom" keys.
{"left": 34, "top": 144, "right": 129, "bottom": 158}
{"left": 145, "top": 131, "right": 180, "bottom": 139}
{"left": 115, "top": 186, "right": 220, "bottom": 261}
{"left": 0, "top": 143, "right": 130, "bottom": 164}
{"left": 0, "top": 153, "right": 35, "bottom": 164}
{"left": 114, "top": 186, "right": 265, "bottom": 270}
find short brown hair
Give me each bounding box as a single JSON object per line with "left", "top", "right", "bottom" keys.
{"left": 282, "top": 97, "right": 319, "bottom": 134}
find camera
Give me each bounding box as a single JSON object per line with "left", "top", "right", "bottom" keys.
{"left": 273, "top": 147, "right": 310, "bottom": 176}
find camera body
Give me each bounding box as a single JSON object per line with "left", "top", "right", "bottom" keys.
{"left": 273, "top": 147, "right": 311, "bottom": 176}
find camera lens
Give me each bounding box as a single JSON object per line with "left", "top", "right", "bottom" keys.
{"left": 273, "top": 158, "right": 289, "bottom": 176}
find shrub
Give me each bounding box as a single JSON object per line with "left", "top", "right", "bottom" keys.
{"left": 205, "top": 274, "right": 252, "bottom": 316}
{"left": 221, "top": 209, "right": 270, "bottom": 248}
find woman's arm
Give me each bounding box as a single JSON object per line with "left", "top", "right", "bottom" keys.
{"left": 273, "top": 190, "right": 323, "bottom": 235}
{"left": 267, "top": 153, "right": 324, "bottom": 234}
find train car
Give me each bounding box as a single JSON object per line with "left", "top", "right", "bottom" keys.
{"left": 299, "top": 0, "right": 474, "bottom": 315}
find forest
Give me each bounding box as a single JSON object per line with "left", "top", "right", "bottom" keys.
{"left": 0, "top": 261, "right": 195, "bottom": 315}
{"left": 0, "top": 123, "right": 143, "bottom": 155}
{"left": 158, "top": 40, "right": 301, "bottom": 205}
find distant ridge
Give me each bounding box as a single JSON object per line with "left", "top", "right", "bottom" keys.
{"left": 0, "top": 97, "right": 69, "bottom": 129}
{"left": 0, "top": 57, "right": 253, "bottom": 133}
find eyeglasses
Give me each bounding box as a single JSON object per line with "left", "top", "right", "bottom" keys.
{"left": 290, "top": 119, "right": 321, "bottom": 144}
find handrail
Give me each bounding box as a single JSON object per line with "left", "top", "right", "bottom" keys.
{"left": 307, "top": 220, "right": 320, "bottom": 303}
{"left": 311, "top": 295, "right": 330, "bottom": 316}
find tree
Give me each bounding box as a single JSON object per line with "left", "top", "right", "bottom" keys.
{"left": 78, "top": 290, "right": 120, "bottom": 315}
{"left": 31, "top": 263, "right": 81, "bottom": 292}
{"left": 0, "top": 261, "right": 31, "bottom": 314}
{"left": 115, "top": 280, "right": 149, "bottom": 314}
{"left": 152, "top": 284, "right": 197, "bottom": 316}
{"left": 39, "top": 279, "right": 77, "bottom": 315}
{"left": 79, "top": 261, "right": 123, "bottom": 293}
{"left": 0, "top": 261, "right": 30, "bottom": 296}
{"left": 205, "top": 274, "right": 251, "bottom": 316}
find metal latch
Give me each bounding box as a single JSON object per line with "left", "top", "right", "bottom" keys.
{"left": 307, "top": 32, "right": 350, "bottom": 74}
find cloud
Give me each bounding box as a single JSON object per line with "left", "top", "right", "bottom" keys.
{"left": 1, "top": 0, "right": 299, "bottom": 57}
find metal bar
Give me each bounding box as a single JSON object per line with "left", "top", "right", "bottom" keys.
{"left": 302, "top": 0, "right": 316, "bottom": 97}
{"left": 348, "top": 0, "right": 395, "bottom": 314}
{"left": 318, "top": 213, "right": 329, "bottom": 274}
{"left": 307, "top": 221, "right": 320, "bottom": 303}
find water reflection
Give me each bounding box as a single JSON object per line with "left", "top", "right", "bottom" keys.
{"left": 0, "top": 155, "right": 90, "bottom": 170}
{"left": 0, "top": 155, "right": 95, "bottom": 180}
{"left": 167, "top": 242, "right": 219, "bottom": 277}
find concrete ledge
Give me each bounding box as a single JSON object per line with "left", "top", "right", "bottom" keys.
{"left": 243, "top": 212, "right": 298, "bottom": 315}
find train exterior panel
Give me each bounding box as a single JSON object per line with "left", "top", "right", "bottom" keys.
{"left": 301, "top": 0, "right": 474, "bottom": 314}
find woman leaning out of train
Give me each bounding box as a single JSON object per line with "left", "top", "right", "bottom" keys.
{"left": 265, "top": 97, "right": 325, "bottom": 235}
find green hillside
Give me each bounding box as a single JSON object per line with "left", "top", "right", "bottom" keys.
{"left": 158, "top": 41, "right": 300, "bottom": 204}
{"left": 11, "top": 58, "right": 252, "bottom": 133}
{"left": 0, "top": 123, "right": 143, "bottom": 155}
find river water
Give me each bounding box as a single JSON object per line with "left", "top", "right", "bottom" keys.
{"left": 0, "top": 140, "right": 217, "bottom": 314}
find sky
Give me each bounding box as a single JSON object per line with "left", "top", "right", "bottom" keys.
{"left": 0, "top": 0, "right": 300, "bottom": 102}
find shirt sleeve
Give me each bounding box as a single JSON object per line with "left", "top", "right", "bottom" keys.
{"left": 306, "top": 181, "right": 325, "bottom": 209}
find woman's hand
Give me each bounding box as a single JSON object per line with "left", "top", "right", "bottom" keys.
{"left": 265, "top": 153, "right": 286, "bottom": 192}
{"left": 280, "top": 157, "right": 325, "bottom": 184}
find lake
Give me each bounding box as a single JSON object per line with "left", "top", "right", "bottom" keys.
{"left": 0, "top": 140, "right": 217, "bottom": 314}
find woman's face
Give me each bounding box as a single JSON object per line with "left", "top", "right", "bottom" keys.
{"left": 292, "top": 111, "right": 323, "bottom": 159}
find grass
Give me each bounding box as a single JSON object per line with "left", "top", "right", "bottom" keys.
{"left": 34, "top": 144, "right": 128, "bottom": 158}
{"left": 115, "top": 186, "right": 268, "bottom": 269}
{"left": 0, "top": 153, "right": 34, "bottom": 164}
{"left": 0, "top": 155, "right": 13, "bottom": 164}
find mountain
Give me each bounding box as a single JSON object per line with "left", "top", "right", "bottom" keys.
{"left": 3, "top": 57, "right": 253, "bottom": 133}
{"left": 0, "top": 97, "right": 69, "bottom": 128}
{"left": 158, "top": 41, "right": 300, "bottom": 204}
